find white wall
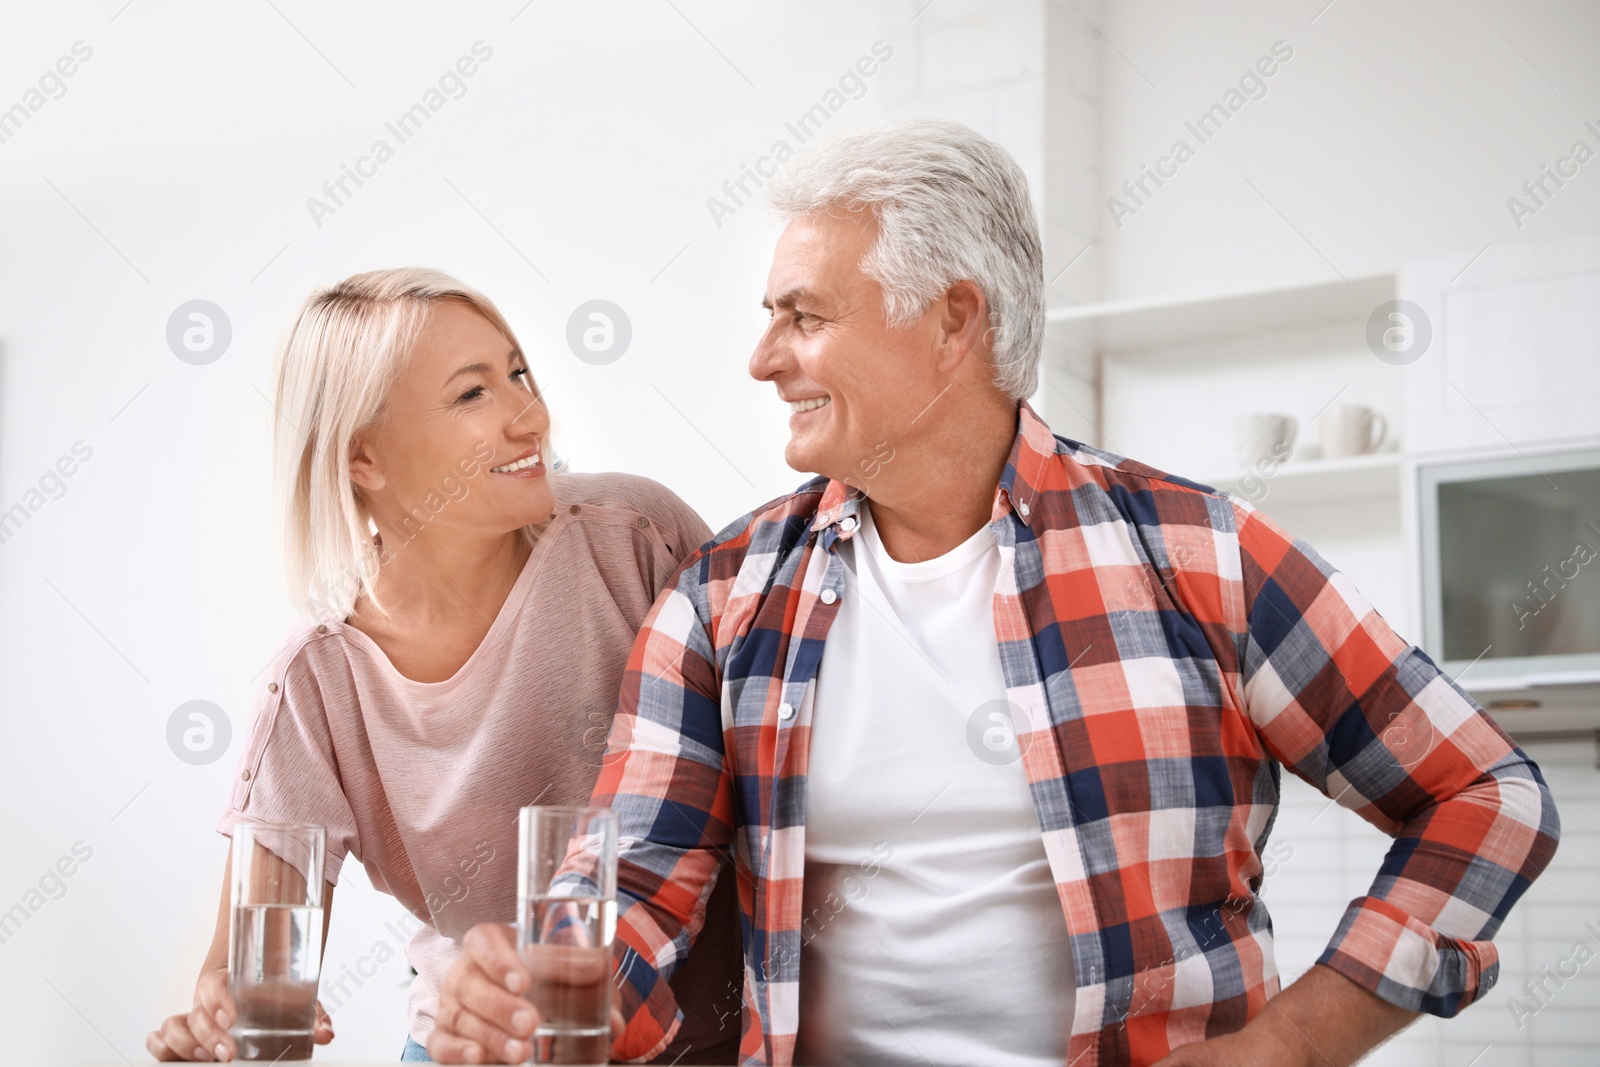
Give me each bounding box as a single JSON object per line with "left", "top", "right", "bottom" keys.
{"left": 1098, "top": 0, "right": 1600, "bottom": 302}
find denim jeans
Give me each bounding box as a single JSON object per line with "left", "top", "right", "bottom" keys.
{"left": 400, "top": 1035, "right": 431, "bottom": 1061}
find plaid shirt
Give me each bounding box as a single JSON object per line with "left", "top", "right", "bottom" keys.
{"left": 594, "top": 400, "right": 1560, "bottom": 1066}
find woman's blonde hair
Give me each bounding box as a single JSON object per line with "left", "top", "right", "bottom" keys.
{"left": 271, "top": 267, "right": 535, "bottom": 622}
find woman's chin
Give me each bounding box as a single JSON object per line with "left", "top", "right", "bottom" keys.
{"left": 512, "top": 488, "right": 559, "bottom": 526}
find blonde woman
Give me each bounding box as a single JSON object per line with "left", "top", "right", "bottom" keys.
{"left": 145, "top": 269, "right": 742, "bottom": 1063}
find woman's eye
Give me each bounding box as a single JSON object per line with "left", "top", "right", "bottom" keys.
{"left": 511, "top": 367, "right": 530, "bottom": 382}
{"left": 456, "top": 386, "right": 484, "bottom": 403}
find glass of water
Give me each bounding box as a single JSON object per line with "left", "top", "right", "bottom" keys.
{"left": 227, "top": 821, "right": 325, "bottom": 1061}
{"left": 518, "top": 805, "right": 618, "bottom": 1066}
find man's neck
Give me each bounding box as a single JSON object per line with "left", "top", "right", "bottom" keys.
{"left": 859, "top": 398, "right": 1020, "bottom": 564}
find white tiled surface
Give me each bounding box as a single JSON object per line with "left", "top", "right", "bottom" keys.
{"left": 1265, "top": 737, "right": 1600, "bottom": 1066}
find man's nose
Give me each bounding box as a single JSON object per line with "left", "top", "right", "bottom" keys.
{"left": 749, "top": 321, "right": 785, "bottom": 382}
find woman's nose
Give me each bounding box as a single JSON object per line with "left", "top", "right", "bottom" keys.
{"left": 508, "top": 390, "right": 549, "bottom": 436}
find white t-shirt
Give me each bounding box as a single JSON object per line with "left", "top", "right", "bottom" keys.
{"left": 793, "top": 501, "right": 1075, "bottom": 1067}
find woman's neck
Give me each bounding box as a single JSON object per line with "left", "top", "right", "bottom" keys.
{"left": 353, "top": 523, "right": 532, "bottom": 631}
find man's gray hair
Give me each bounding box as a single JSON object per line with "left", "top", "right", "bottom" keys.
{"left": 766, "top": 118, "right": 1046, "bottom": 400}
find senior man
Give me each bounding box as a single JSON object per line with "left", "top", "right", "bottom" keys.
{"left": 429, "top": 119, "right": 1559, "bottom": 1066}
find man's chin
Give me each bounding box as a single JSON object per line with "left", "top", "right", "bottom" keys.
{"left": 783, "top": 440, "right": 825, "bottom": 477}
{"left": 783, "top": 442, "right": 854, "bottom": 487}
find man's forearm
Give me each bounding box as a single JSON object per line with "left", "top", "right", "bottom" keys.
{"left": 1239, "top": 963, "right": 1418, "bottom": 1067}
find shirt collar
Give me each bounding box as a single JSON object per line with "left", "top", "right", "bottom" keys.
{"left": 810, "top": 399, "right": 1056, "bottom": 541}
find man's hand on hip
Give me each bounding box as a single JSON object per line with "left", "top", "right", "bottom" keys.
{"left": 1152, "top": 963, "right": 1417, "bottom": 1067}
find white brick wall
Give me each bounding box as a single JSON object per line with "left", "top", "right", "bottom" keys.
{"left": 1043, "top": 0, "right": 1102, "bottom": 312}
{"left": 874, "top": 0, "right": 1100, "bottom": 298}
{"left": 877, "top": 0, "right": 1049, "bottom": 199}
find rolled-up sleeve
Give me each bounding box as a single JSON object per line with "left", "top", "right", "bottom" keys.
{"left": 591, "top": 551, "right": 736, "bottom": 1062}
{"left": 1231, "top": 498, "right": 1560, "bottom": 1016}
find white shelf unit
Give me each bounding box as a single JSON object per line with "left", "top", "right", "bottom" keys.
{"left": 1039, "top": 271, "right": 1403, "bottom": 497}
{"left": 1044, "top": 272, "right": 1398, "bottom": 350}
{"left": 1038, "top": 271, "right": 1411, "bottom": 635}
{"left": 1196, "top": 450, "right": 1401, "bottom": 505}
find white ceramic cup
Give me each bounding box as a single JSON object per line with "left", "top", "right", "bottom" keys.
{"left": 1319, "top": 404, "right": 1388, "bottom": 458}
{"left": 1234, "top": 413, "right": 1297, "bottom": 469}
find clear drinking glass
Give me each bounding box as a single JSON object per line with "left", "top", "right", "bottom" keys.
{"left": 518, "top": 805, "right": 619, "bottom": 1066}
{"left": 227, "top": 821, "right": 325, "bottom": 1061}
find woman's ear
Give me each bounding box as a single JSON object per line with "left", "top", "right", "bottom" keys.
{"left": 348, "top": 433, "right": 386, "bottom": 493}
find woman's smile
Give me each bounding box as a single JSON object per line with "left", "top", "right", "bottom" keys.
{"left": 489, "top": 448, "right": 545, "bottom": 477}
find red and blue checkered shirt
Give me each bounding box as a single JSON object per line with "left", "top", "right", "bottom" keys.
{"left": 594, "top": 400, "right": 1560, "bottom": 1066}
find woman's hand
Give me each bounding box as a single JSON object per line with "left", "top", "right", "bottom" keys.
{"left": 146, "top": 967, "right": 235, "bottom": 1062}
{"left": 145, "top": 968, "right": 334, "bottom": 1061}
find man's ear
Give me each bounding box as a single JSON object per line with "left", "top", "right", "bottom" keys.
{"left": 934, "top": 279, "right": 990, "bottom": 375}
{"left": 348, "top": 432, "right": 386, "bottom": 493}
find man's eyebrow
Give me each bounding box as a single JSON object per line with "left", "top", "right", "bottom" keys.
{"left": 761, "top": 288, "right": 813, "bottom": 311}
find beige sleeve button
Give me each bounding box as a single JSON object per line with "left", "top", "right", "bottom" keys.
{"left": 570, "top": 504, "right": 582, "bottom": 515}
{"left": 315, "top": 624, "right": 328, "bottom": 634}
{"left": 637, "top": 516, "right": 650, "bottom": 528}
{"left": 267, "top": 682, "right": 279, "bottom": 694}
{"left": 241, "top": 770, "right": 251, "bottom": 781}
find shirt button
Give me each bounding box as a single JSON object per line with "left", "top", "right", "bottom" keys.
{"left": 315, "top": 624, "right": 328, "bottom": 634}
{"left": 241, "top": 770, "right": 251, "bottom": 781}
{"left": 778, "top": 702, "right": 796, "bottom": 721}
{"left": 839, "top": 516, "right": 858, "bottom": 533}
{"left": 267, "top": 682, "right": 279, "bottom": 694}
{"left": 637, "top": 516, "right": 650, "bottom": 528}
{"left": 819, "top": 589, "right": 838, "bottom": 605}
{"left": 569, "top": 504, "right": 582, "bottom": 515}
{"left": 1018, "top": 500, "right": 1031, "bottom": 518}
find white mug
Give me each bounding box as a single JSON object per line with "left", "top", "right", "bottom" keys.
{"left": 1234, "top": 413, "right": 1297, "bottom": 469}
{"left": 1319, "top": 404, "right": 1388, "bottom": 458}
